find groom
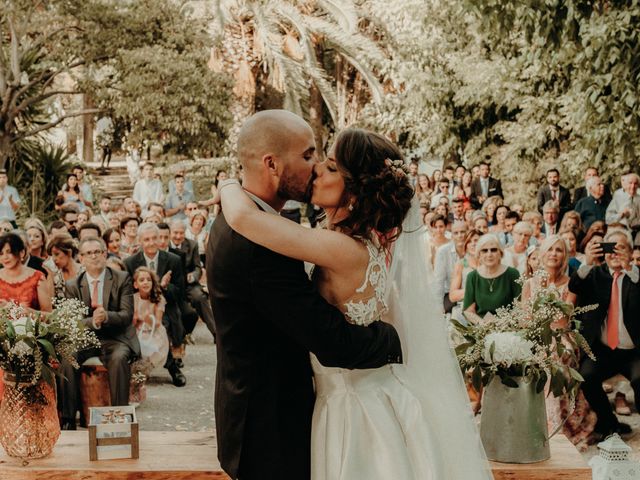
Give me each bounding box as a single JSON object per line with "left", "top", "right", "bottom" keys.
{"left": 206, "top": 110, "right": 403, "bottom": 480}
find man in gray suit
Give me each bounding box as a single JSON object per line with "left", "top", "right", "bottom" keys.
{"left": 61, "top": 237, "right": 140, "bottom": 430}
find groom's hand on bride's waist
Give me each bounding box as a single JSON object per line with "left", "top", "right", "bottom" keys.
{"left": 370, "top": 320, "right": 403, "bottom": 365}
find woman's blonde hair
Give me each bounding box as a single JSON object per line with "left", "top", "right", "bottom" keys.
{"left": 538, "top": 234, "right": 569, "bottom": 275}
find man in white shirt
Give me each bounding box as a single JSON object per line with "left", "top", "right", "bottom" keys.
{"left": 133, "top": 163, "right": 164, "bottom": 211}
{"left": 541, "top": 200, "right": 559, "bottom": 235}
{"left": 569, "top": 228, "right": 640, "bottom": 437}
{"left": 430, "top": 178, "right": 451, "bottom": 209}
{"left": 606, "top": 172, "right": 640, "bottom": 230}
{"left": 433, "top": 221, "right": 467, "bottom": 313}
{"left": 73, "top": 165, "right": 94, "bottom": 208}
{"left": 0, "top": 169, "right": 21, "bottom": 227}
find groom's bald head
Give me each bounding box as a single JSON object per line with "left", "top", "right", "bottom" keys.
{"left": 237, "top": 110, "right": 313, "bottom": 173}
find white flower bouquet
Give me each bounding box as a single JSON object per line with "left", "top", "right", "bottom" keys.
{"left": 453, "top": 275, "right": 597, "bottom": 397}
{"left": 0, "top": 298, "right": 100, "bottom": 387}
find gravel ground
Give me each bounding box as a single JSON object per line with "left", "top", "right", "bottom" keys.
{"left": 136, "top": 320, "right": 216, "bottom": 433}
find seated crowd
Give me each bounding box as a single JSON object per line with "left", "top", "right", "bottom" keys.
{"left": 423, "top": 163, "right": 640, "bottom": 449}
{"left": 0, "top": 163, "right": 220, "bottom": 430}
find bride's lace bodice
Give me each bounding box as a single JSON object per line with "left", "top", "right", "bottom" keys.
{"left": 342, "top": 240, "right": 388, "bottom": 327}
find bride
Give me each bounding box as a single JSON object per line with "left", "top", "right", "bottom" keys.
{"left": 219, "top": 128, "right": 492, "bottom": 480}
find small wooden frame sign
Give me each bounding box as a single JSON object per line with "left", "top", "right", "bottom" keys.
{"left": 88, "top": 405, "right": 140, "bottom": 461}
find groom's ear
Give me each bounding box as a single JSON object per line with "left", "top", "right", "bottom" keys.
{"left": 263, "top": 154, "right": 279, "bottom": 177}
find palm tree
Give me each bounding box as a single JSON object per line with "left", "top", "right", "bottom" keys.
{"left": 201, "top": 0, "right": 387, "bottom": 156}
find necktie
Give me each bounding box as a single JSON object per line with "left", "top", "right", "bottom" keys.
{"left": 91, "top": 279, "right": 100, "bottom": 309}
{"left": 607, "top": 271, "right": 622, "bottom": 350}
{"left": 149, "top": 260, "right": 156, "bottom": 272}
{"left": 551, "top": 189, "right": 557, "bottom": 201}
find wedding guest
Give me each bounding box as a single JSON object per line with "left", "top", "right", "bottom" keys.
{"left": 503, "top": 221, "right": 533, "bottom": 274}
{"left": 449, "top": 198, "right": 465, "bottom": 224}
{"left": 415, "top": 174, "right": 432, "bottom": 206}
{"left": 133, "top": 163, "right": 164, "bottom": 211}
{"left": 199, "top": 170, "right": 229, "bottom": 217}
{"left": 606, "top": 172, "right": 640, "bottom": 231}
{"left": 24, "top": 218, "right": 48, "bottom": 260}
{"left": 120, "top": 216, "right": 141, "bottom": 256}
{"left": 430, "top": 169, "right": 442, "bottom": 189}
{"left": 511, "top": 204, "right": 524, "bottom": 218}
{"left": 45, "top": 234, "right": 81, "bottom": 299}
{"left": 124, "top": 223, "right": 187, "bottom": 387}
{"left": 0, "top": 220, "right": 12, "bottom": 233}
{"left": 48, "top": 220, "right": 68, "bottom": 237}
{"left": 0, "top": 169, "right": 21, "bottom": 228}
{"left": 0, "top": 233, "right": 51, "bottom": 312}
{"left": 537, "top": 168, "right": 572, "bottom": 220}
{"left": 61, "top": 237, "right": 140, "bottom": 430}
{"left": 103, "top": 228, "right": 123, "bottom": 259}
{"left": 633, "top": 245, "right": 640, "bottom": 267}
{"left": 523, "top": 211, "right": 545, "bottom": 245}
{"left": 186, "top": 211, "right": 209, "bottom": 266}
{"left": 526, "top": 246, "right": 540, "bottom": 276}
{"left": 470, "top": 161, "right": 503, "bottom": 209}
{"left": 522, "top": 235, "right": 596, "bottom": 450}
{"left": 434, "top": 202, "right": 449, "bottom": 220}
{"left": 147, "top": 202, "right": 166, "bottom": 221}
{"left": 434, "top": 221, "right": 467, "bottom": 313}
{"left": 575, "top": 176, "right": 609, "bottom": 230}
{"left": 59, "top": 173, "right": 87, "bottom": 212}
{"left": 472, "top": 214, "right": 489, "bottom": 234}
{"left": 72, "top": 165, "right": 94, "bottom": 208}
{"left": 463, "top": 233, "right": 521, "bottom": 317}
{"left": 561, "top": 228, "right": 584, "bottom": 273}
{"left": 542, "top": 201, "right": 560, "bottom": 235}
{"left": 573, "top": 167, "right": 611, "bottom": 205}
{"left": 170, "top": 219, "right": 216, "bottom": 340}
{"left": 78, "top": 222, "right": 102, "bottom": 242}
{"left": 481, "top": 196, "right": 502, "bottom": 227}
{"left": 429, "top": 214, "right": 450, "bottom": 266}
{"left": 489, "top": 205, "right": 509, "bottom": 237}
{"left": 132, "top": 266, "right": 169, "bottom": 373}
{"left": 559, "top": 211, "right": 584, "bottom": 237}
{"left": 168, "top": 168, "right": 194, "bottom": 196}
{"left": 430, "top": 178, "right": 451, "bottom": 209}
{"left": 449, "top": 229, "right": 482, "bottom": 323}
{"left": 165, "top": 174, "right": 195, "bottom": 221}
{"left": 569, "top": 228, "right": 640, "bottom": 437}
{"left": 14, "top": 229, "right": 48, "bottom": 277}
{"left": 96, "top": 196, "right": 112, "bottom": 227}
{"left": 60, "top": 205, "right": 80, "bottom": 238}
{"left": 459, "top": 170, "right": 473, "bottom": 210}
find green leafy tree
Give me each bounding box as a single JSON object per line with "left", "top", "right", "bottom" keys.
{"left": 206, "top": 0, "right": 386, "bottom": 153}
{"left": 0, "top": 0, "right": 232, "bottom": 170}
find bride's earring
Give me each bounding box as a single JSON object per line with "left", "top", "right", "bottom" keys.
{"left": 348, "top": 203, "right": 354, "bottom": 211}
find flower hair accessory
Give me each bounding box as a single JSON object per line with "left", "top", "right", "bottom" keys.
{"left": 384, "top": 159, "right": 409, "bottom": 177}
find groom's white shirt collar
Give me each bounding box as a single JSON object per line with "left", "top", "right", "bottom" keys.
{"left": 245, "top": 191, "right": 277, "bottom": 215}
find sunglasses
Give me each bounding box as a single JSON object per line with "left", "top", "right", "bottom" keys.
{"left": 480, "top": 248, "right": 499, "bottom": 254}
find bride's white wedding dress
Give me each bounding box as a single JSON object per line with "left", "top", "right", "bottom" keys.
{"left": 310, "top": 204, "right": 493, "bottom": 480}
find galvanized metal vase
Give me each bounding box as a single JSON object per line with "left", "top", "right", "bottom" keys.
{"left": 480, "top": 376, "right": 550, "bottom": 463}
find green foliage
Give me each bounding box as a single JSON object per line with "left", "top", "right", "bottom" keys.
{"left": 359, "top": 0, "right": 640, "bottom": 207}
{"left": 0, "top": 0, "right": 232, "bottom": 168}
{"left": 9, "top": 143, "right": 70, "bottom": 221}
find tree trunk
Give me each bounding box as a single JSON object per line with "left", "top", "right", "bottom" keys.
{"left": 309, "top": 82, "right": 324, "bottom": 159}
{"left": 82, "top": 94, "right": 95, "bottom": 164}
{"left": 0, "top": 134, "right": 12, "bottom": 170}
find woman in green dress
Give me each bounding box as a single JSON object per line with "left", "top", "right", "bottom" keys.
{"left": 463, "top": 233, "right": 521, "bottom": 317}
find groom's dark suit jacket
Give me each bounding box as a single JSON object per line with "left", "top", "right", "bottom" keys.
{"left": 206, "top": 211, "right": 402, "bottom": 480}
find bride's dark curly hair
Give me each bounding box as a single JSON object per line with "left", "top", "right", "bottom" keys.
{"left": 332, "top": 128, "right": 414, "bottom": 245}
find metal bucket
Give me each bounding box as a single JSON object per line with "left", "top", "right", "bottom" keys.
{"left": 480, "top": 376, "right": 550, "bottom": 463}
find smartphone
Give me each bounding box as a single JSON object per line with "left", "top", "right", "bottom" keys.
{"left": 600, "top": 242, "right": 617, "bottom": 254}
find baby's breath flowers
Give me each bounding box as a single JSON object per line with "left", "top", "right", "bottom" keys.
{"left": 0, "top": 298, "right": 100, "bottom": 388}
{"left": 454, "top": 270, "right": 597, "bottom": 399}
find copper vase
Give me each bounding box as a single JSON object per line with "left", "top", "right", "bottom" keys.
{"left": 0, "top": 375, "right": 61, "bottom": 459}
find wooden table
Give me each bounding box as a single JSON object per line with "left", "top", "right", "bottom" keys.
{"left": 0, "top": 431, "right": 230, "bottom": 480}
{"left": 490, "top": 434, "right": 591, "bottom": 479}
{"left": 0, "top": 431, "right": 590, "bottom": 479}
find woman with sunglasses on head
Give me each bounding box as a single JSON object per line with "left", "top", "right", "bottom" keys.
{"left": 463, "top": 233, "right": 521, "bottom": 318}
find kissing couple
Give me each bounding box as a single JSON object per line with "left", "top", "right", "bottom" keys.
{"left": 206, "top": 110, "right": 493, "bottom": 480}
